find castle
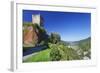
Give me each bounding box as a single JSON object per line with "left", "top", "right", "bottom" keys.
{"left": 32, "top": 14, "right": 40, "bottom": 25}
{"left": 23, "top": 14, "right": 42, "bottom": 47}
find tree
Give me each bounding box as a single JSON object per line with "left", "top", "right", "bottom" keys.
{"left": 50, "top": 48, "right": 62, "bottom": 61}
{"left": 49, "top": 43, "right": 80, "bottom": 61}
{"left": 33, "top": 24, "right": 49, "bottom": 46}
{"left": 49, "top": 33, "right": 61, "bottom": 44}
{"left": 49, "top": 44, "right": 63, "bottom": 61}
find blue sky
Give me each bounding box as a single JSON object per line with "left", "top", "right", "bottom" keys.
{"left": 23, "top": 10, "right": 91, "bottom": 41}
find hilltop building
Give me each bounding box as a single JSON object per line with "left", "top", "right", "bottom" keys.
{"left": 32, "top": 14, "right": 40, "bottom": 25}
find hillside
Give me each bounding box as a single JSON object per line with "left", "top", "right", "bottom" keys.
{"left": 23, "top": 22, "right": 49, "bottom": 48}
{"left": 69, "top": 37, "right": 91, "bottom": 59}
{"left": 78, "top": 37, "right": 91, "bottom": 51}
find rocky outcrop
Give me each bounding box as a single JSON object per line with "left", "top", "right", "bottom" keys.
{"left": 23, "top": 14, "right": 46, "bottom": 47}
{"left": 23, "top": 26, "right": 38, "bottom": 47}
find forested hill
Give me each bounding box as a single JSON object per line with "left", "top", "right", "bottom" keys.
{"left": 77, "top": 37, "right": 91, "bottom": 44}
{"left": 69, "top": 37, "right": 91, "bottom": 46}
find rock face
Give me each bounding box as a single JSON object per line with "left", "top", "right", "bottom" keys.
{"left": 23, "top": 26, "right": 38, "bottom": 47}
{"left": 23, "top": 14, "right": 45, "bottom": 47}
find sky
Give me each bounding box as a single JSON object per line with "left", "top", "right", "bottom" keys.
{"left": 23, "top": 10, "right": 91, "bottom": 41}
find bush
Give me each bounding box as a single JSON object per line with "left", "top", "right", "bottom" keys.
{"left": 49, "top": 44, "right": 62, "bottom": 61}
{"left": 50, "top": 48, "right": 62, "bottom": 61}
{"left": 49, "top": 43, "right": 81, "bottom": 61}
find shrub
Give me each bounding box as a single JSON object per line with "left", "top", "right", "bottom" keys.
{"left": 50, "top": 48, "right": 62, "bottom": 61}
{"left": 49, "top": 43, "right": 81, "bottom": 61}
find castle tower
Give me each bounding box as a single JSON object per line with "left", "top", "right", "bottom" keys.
{"left": 32, "top": 14, "right": 40, "bottom": 25}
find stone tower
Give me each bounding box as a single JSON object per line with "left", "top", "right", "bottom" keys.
{"left": 32, "top": 14, "right": 40, "bottom": 25}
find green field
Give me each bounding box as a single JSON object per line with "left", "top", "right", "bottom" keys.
{"left": 23, "top": 49, "right": 51, "bottom": 62}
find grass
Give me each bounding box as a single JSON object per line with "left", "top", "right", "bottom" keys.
{"left": 23, "top": 49, "right": 51, "bottom": 62}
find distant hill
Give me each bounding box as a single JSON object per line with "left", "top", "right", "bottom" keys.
{"left": 77, "top": 37, "right": 91, "bottom": 44}
{"left": 68, "top": 37, "right": 91, "bottom": 52}
{"left": 78, "top": 37, "right": 91, "bottom": 51}
{"left": 67, "top": 37, "right": 91, "bottom": 59}
{"left": 69, "top": 37, "right": 91, "bottom": 46}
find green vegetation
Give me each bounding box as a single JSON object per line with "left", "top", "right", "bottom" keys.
{"left": 49, "top": 43, "right": 80, "bottom": 61}
{"left": 78, "top": 37, "right": 91, "bottom": 51}
{"left": 34, "top": 24, "right": 49, "bottom": 46}
{"left": 49, "top": 33, "right": 61, "bottom": 44}
{"left": 78, "top": 37, "right": 91, "bottom": 59}
{"left": 23, "top": 49, "right": 51, "bottom": 62}
{"left": 23, "top": 43, "right": 81, "bottom": 62}
{"left": 49, "top": 44, "right": 63, "bottom": 61}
